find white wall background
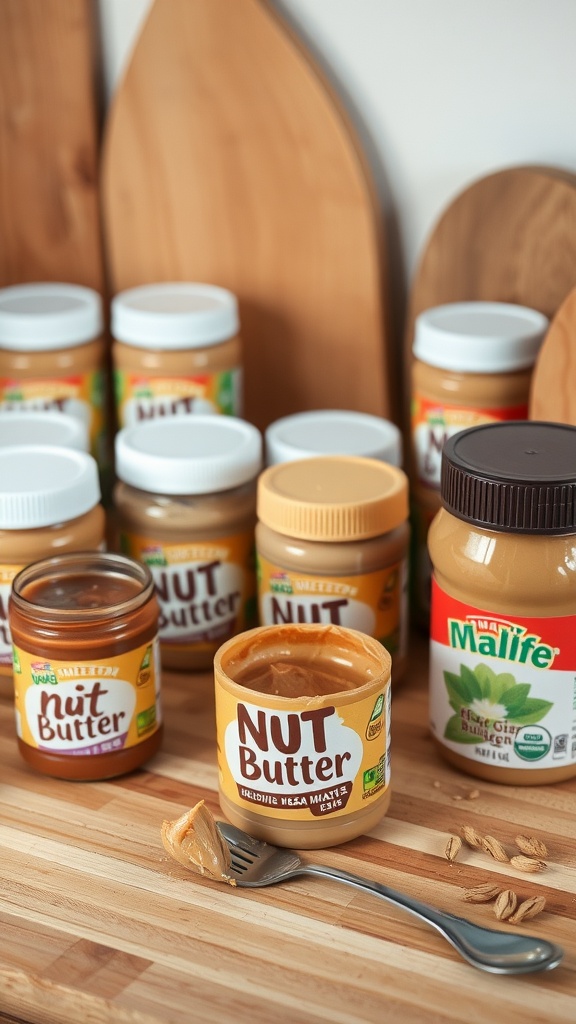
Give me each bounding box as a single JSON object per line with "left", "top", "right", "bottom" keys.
{"left": 97, "top": 0, "right": 576, "bottom": 290}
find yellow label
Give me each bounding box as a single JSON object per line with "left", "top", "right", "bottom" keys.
{"left": 13, "top": 638, "right": 161, "bottom": 756}
{"left": 114, "top": 368, "right": 242, "bottom": 425}
{"left": 0, "top": 371, "right": 106, "bottom": 465}
{"left": 120, "top": 530, "right": 256, "bottom": 654}
{"left": 216, "top": 681, "right": 390, "bottom": 821}
{"left": 0, "top": 563, "right": 23, "bottom": 668}
{"left": 257, "top": 555, "right": 407, "bottom": 659}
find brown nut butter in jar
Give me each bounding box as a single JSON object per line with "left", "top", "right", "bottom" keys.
{"left": 114, "top": 416, "right": 262, "bottom": 671}
{"left": 256, "top": 456, "right": 409, "bottom": 681}
{"left": 0, "top": 446, "right": 105, "bottom": 676}
{"left": 111, "top": 282, "right": 242, "bottom": 426}
{"left": 428, "top": 421, "right": 576, "bottom": 785}
{"left": 215, "top": 623, "right": 391, "bottom": 849}
{"left": 9, "top": 551, "right": 162, "bottom": 781}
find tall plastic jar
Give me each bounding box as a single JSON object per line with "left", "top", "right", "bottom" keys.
{"left": 428, "top": 420, "right": 576, "bottom": 786}
{"left": 0, "top": 283, "right": 107, "bottom": 467}
{"left": 410, "top": 301, "right": 548, "bottom": 628}
{"left": 111, "top": 282, "right": 243, "bottom": 427}
{"left": 0, "top": 445, "right": 105, "bottom": 675}
{"left": 256, "top": 456, "right": 410, "bottom": 682}
{"left": 113, "top": 415, "right": 262, "bottom": 671}
{"left": 265, "top": 409, "right": 402, "bottom": 467}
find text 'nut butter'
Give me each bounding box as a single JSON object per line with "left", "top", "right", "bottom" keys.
{"left": 429, "top": 421, "right": 576, "bottom": 785}
{"left": 215, "top": 623, "right": 391, "bottom": 848}
{"left": 256, "top": 456, "right": 409, "bottom": 681}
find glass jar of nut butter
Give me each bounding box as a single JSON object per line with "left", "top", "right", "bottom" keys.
{"left": 410, "top": 301, "right": 548, "bottom": 629}
{"left": 215, "top": 623, "right": 392, "bottom": 848}
{"left": 0, "top": 446, "right": 105, "bottom": 677}
{"left": 256, "top": 456, "right": 409, "bottom": 682}
{"left": 111, "top": 282, "right": 242, "bottom": 426}
{"left": 428, "top": 420, "right": 576, "bottom": 785}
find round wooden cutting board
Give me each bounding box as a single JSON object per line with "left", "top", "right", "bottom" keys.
{"left": 529, "top": 284, "right": 576, "bottom": 424}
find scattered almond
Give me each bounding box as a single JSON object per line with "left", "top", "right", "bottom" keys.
{"left": 466, "top": 789, "right": 480, "bottom": 800}
{"left": 445, "top": 835, "right": 462, "bottom": 863}
{"left": 433, "top": 780, "right": 441, "bottom": 789}
{"left": 510, "top": 855, "right": 546, "bottom": 873}
{"left": 494, "top": 889, "right": 518, "bottom": 921}
{"left": 461, "top": 824, "right": 484, "bottom": 849}
{"left": 514, "top": 835, "right": 548, "bottom": 859}
{"left": 481, "top": 835, "right": 510, "bottom": 863}
{"left": 452, "top": 794, "right": 463, "bottom": 801}
{"left": 508, "top": 896, "right": 547, "bottom": 924}
{"left": 462, "top": 883, "right": 502, "bottom": 903}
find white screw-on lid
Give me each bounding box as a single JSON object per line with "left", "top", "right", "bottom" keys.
{"left": 0, "top": 283, "right": 103, "bottom": 350}
{"left": 0, "top": 446, "right": 101, "bottom": 528}
{"left": 115, "top": 415, "right": 262, "bottom": 494}
{"left": 265, "top": 410, "right": 403, "bottom": 466}
{"left": 111, "top": 282, "right": 239, "bottom": 349}
{"left": 413, "top": 301, "right": 548, "bottom": 372}
{"left": 0, "top": 411, "right": 89, "bottom": 451}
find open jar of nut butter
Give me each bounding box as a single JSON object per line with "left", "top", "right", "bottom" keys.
{"left": 215, "top": 623, "right": 391, "bottom": 848}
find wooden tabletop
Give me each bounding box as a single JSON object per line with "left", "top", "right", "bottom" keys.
{"left": 0, "top": 632, "right": 574, "bottom": 1024}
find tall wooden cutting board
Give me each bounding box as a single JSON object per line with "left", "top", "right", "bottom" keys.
{"left": 404, "top": 166, "right": 576, "bottom": 418}
{"left": 101, "top": 0, "right": 392, "bottom": 431}
{"left": 530, "top": 284, "right": 576, "bottom": 423}
{"left": 0, "top": 0, "right": 104, "bottom": 291}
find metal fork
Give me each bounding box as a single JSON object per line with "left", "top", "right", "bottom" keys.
{"left": 216, "top": 822, "right": 563, "bottom": 975}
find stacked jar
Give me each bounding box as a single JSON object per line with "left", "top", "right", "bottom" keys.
{"left": 111, "top": 282, "right": 243, "bottom": 427}
{"left": 410, "top": 301, "right": 548, "bottom": 628}
{"left": 265, "top": 409, "right": 402, "bottom": 467}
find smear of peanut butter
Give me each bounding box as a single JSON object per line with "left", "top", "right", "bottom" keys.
{"left": 161, "top": 800, "right": 236, "bottom": 885}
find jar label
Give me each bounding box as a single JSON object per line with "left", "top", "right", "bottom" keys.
{"left": 411, "top": 395, "right": 528, "bottom": 489}
{"left": 216, "top": 682, "right": 390, "bottom": 821}
{"left": 113, "top": 368, "right": 242, "bottom": 426}
{"left": 430, "top": 580, "right": 576, "bottom": 769}
{"left": 0, "top": 371, "right": 107, "bottom": 466}
{"left": 0, "top": 564, "right": 21, "bottom": 669}
{"left": 257, "top": 555, "right": 408, "bottom": 664}
{"left": 13, "top": 638, "right": 162, "bottom": 757}
{"left": 120, "top": 531, "right": 256, "bottom": 654}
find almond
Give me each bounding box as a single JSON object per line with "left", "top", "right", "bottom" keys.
{"left": 510, "top": 855, "right": 546, "bottom": 873}
{"left": 508, "top": 896, "right": 547, "bottom": 923}
{"left": 514, "top": 835, "right": 548, "bottom": 859}
{"left": 494, "top": 889, "right": 517, "bottom": 921}
{"left": 462, "top": 883, "right": 502, "bottom": 903}
{"left": 445, "top": 835, "right": 462, "bottom": 863}
{"left": 460, "top": 824, "right": 484, "bottom": 849}
{"left": 481, "top": 835, "right": 510, "bottom": 863}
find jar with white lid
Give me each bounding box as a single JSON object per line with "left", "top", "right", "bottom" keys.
{"left": 111, "top": 282, "right": 242, "bottom": 427}
{"left": 0, "top": 445, "right": 105, "bottom": 675}
{"left": 410, "top": 301, "right": 548, "bottom": 630}
{"left": 0, "top": 283, "right": 107, "bottom": 467}
{"left": 0, "top": 410, "right": 89, "bottom": 450}
{"left": 265, "top": 409, "right": 402, "bottom": 466}
{"left": 113, "top": 415, "right": 262, "bottom": 671}
{"left": 256, "top": 456, "right": 410, "bottom": 682}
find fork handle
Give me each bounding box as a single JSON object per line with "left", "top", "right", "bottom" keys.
{"left": 298, "top": 864, "right": 559, "bottom": 973}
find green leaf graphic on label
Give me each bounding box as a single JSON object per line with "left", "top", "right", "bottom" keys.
{"left": 444, "top": 714, "right": 484, "bottom": 744}
{"left": 443, "top": 663, "right": 552, "bottom": 745}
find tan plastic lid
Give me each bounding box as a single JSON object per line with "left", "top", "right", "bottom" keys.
{"left": 257, "top": 456, "right": 408, "bottom": 541}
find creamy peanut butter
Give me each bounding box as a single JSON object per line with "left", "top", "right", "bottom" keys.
{"left": 161, "top": 800, "right": 235, "bottom": 884}
{"left": 428, "top": 421, "right": 576, "bottom": 785}
{"left": 215, "top": 623, "right": 392, "bottom": 849}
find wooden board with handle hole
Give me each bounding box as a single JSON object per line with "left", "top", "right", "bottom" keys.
{"left": 101, "top": 0, "right": 393, "bottom": 432}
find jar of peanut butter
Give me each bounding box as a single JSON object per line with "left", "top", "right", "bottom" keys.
{"left": 428, "top": 420, "right": 576, "bottom": 785}
{"left": 111, "top": 282, "right": 242, "bottom": 427}
{"left": 114, "top": 415, "right": 262, "bottom": 671}
{"left": 0, "top": 446, "right": 105, "bottom": 676}
{"left": 256, "top": 456, "right": 410, "bottom": 681}
{"left": 0, "top": 283, "right": 107, "bottom": 466}
{"left": 0, "top": 410, "right": 89, "bottom": 450}
{"left": 265, "top": 410, "right": 402, "bottom": 467}
{"left": 9, "top": 551, "right": 161, "bottom": 780}
{"left": 410, "top": 301, "right": 548, "bottom": 629}
{"left": 215, "top": 623, "right": 391, "bottom": 848}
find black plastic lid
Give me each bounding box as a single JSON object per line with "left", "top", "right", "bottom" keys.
{"left": 441, "top": 421, "right": 576, "bottom": 534}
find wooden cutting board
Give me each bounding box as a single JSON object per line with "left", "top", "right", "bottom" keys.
{"left": 0, "top": 633, "right": 574, "bottom": 1023}
{"left": 404, "top": 166, "right": 576, "bottom": 417}
{"left": 101, "top": 0, "right": 393, "bottom": 432}
{"left": 0, "top": 0, "right": 104, "bottom": 291}
{"left": 529, "top": 284, "right": 576, "bottom": 423}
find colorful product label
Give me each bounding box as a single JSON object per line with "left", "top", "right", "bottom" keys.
{"left": 0, "top": 564, "right": 23, "bottom": 670}
{"left": 13, "top": 638, "right": 161, "bottom": 757}
{"left": 411, "top": 395, "right": 528, "bottom": 489}
{"left": 430, "top": 580, "right": 576, "bottom": 769}
{"left": 0, "top": 372, "right": 106, "bottom": 466}
{"left": 120, "top": 531, "right": 256, "bottom": 654}
{"left": 257, "top": 554, "right": 408, "bottom": 663}
{"left": 217, "top": 682, "right": 390, "bottom": 821}
{"left": 114, "top": 368, "right": 242, "bottom": 426}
